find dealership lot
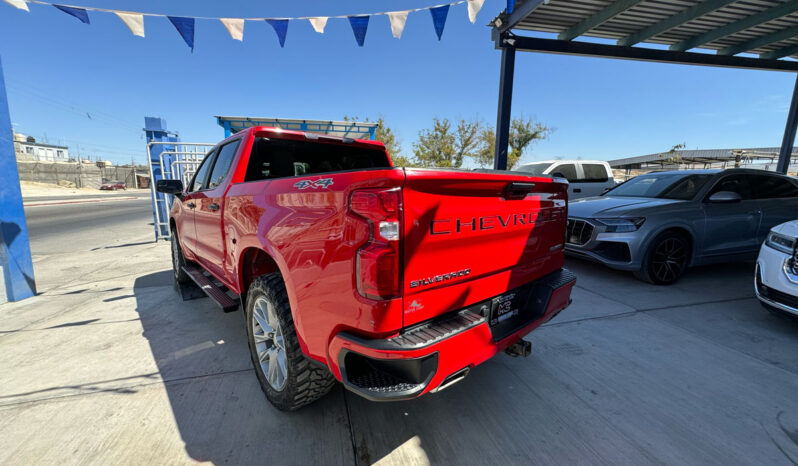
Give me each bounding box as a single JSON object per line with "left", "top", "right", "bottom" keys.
{"left": 2, "top": 220, "right": 798, "bottom": 464}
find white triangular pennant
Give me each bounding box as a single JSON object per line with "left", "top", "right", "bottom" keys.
{"left": 387, "top": 11, "right": 409, "bottom": 39}
{"left": 3, "top": 0, "right": 29, "bottom": 12}
{"left": 308, "top": 17, "right": 328, "bottom": 34}
{"left": 467, "top": 0, "right": 486, "bottom": 23}
{"left": 114, "top": 12, "right": 145, "bottom": 37}
{"left": 220, "top": 18, "right": 244, "bottom": 41}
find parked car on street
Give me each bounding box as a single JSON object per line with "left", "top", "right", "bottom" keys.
{"left": 156, "top": 126, "right": 576, "bottom": 410}
{"left": 755, "top": 220, "right": 798, "bottom": 317}
{"left": 100, "top": 180, "right": 126, "bottom": 190}
{"left": 514, "top": 160, "right": 616, "bottom": 200}
{"left": 565, "top": 168, "right": 798, "bottom": 284}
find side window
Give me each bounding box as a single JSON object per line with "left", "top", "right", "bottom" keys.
{"left": 207, "top": 140, "right": 241, "bottom": 190}
{"left": 707, "top": 175, "right": 753, "bottom": 200}
{"left": 751, "top": 174, "right": 798, "bottom": 199}
{"left": 552, "top": 163, "right": 577, "bottom": 182}
{"left": 580, "top": 163, "right": 609, "bottom": 182}
{"left": 189, "top": 149, "right": 217, "bottom": 192}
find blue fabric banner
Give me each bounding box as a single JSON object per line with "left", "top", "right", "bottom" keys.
{"left": 348, "top": 16, "right": 369, "bottom": 47}
{"left": 266, "top": 19, "right": 288, "bottom": 47}
{"left": 53, "top": 5, "right": 90, "bottom": 24}
{"left": 168, "top": 16, "right": 195, "bottom": 51}
{"left": 430, "top": 5, "right": 449, "bottom": 40}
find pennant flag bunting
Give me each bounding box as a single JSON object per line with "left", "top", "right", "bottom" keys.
{"left": 54, "top": 4, "right": 89, "bottom": 24}
{"left": 387, "top": 11, "right": 408, "bottom": 39}
{"left": 507, "top": 0, "right": 514, "bottom": 15}
{"left": 3, "top": 0, "right": 475, "bottom": 49}
{"left": 115, "top": 12, "right": 144, "bottom": 37}
{"left": 430, "top": 5, "right": 449, "bottom": 41}
{"left": 266, "top": 19, "right": 288, "bottom": 47}
{"left": 308, "top": 17, "right": 327, "bottom": 34}
{"left": 348, "top": 16, "right": 369, "bottom": 47}
{"left": 467, "top": 0, "right": 485, "bottom": 23}
{"left": 169, "top": 16, "right": 195, "bottom": 51}
{"left": 3, "top": 0, "right": 28, "bottom": 11}
{"left": 220, "top": 18, "right": 244, "bottom": 41}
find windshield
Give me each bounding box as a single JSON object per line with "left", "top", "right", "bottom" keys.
{"left": 607, "top": 173, "right": 713, "bottom": 200}
{"left": 514, "top": 162, "right": 551, "bottom": 176}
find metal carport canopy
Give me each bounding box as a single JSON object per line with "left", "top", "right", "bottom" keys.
{"left": 490, "top": 0, "right": 798, "bottom": 173}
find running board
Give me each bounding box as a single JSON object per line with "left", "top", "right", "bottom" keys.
{"left": 182, "top": 265, "right": 239, "bottom": 312}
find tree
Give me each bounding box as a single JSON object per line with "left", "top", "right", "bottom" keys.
{"left": 657, "top": 143, "right": 686, "bottom": 164}
{"left": 343, "top": 114, "right": 412, "bottom": 166}
{"left": 412, "top": 117, "right": 482, "bottom": 168}
{"left": 473, "top": 117, "right": 552, "bottom": 169}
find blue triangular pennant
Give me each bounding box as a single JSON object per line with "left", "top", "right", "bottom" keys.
{"left": 266, "top": 19, "right": 288, "bottom": 47}
{"left": 348, "top": 16, "right": 369, "bottom": 47}
{"left": 168, "top": 16, "right": 195, "bottom": 51}
{"left": 53, "top": 5, "right": 89, "bottom": 24}
{"left": 430, "top": 5, "right": 449, "bottom": 41}
{"left": 507, "top": 0, "right": 514, "bottom": 14}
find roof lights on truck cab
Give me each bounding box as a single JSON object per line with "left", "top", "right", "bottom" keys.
{"left": 349, "top": 188, "right": 401, "bottom": 300}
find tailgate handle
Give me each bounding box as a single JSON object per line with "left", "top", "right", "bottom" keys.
{"left": 503, "top": 182, "right": 536, "bottom": 200}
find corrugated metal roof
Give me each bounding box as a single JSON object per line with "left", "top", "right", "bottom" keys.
{"left": 609, "top": 145, "right": 798, "bottom": 166}
{"left": 500, "top": 0, "right": 798, "bottom": 60}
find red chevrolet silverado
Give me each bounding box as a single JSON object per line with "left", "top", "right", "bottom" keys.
{"left": 156, "top": 126, "right": 575, "bottom": 411}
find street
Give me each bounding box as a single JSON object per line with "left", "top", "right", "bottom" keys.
{"left": 23, "top": 192, "right": 152, "bottom": 255}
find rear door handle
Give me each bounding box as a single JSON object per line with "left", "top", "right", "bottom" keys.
{"left": 186, "top": 202, "right": 196, "bottom": 209}
{"left": 209, "top": 203, "right": 220, "bottom": 211}
{"left": 573, "top": 188, "right": 582, "bottom": 193}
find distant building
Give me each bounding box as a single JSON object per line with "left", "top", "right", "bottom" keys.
{"left": 14, "top": 133, "right": 69, "bottom": 162}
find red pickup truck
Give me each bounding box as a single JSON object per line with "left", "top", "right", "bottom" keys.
{"left": 156, "top": 126, "right": 575, "bottom": 410}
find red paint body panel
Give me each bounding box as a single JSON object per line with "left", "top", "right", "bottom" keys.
{"left": 168, "top": 126, "right": 574, "bottom": 398}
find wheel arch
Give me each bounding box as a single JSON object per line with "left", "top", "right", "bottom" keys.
{"left": 645, "top": 224, "right": 696, "bottom": 265}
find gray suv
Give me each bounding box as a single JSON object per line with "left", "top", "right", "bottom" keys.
{"left": 566, "top": 169, "right": 798, "bottom": 284}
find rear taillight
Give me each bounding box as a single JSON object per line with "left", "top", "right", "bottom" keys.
{"left": 349, "top": 188, "right": 401, "bottom": 300}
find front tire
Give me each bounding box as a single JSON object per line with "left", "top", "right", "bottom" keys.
{"left": 245, "top": 273, "right": 336, "bottom": 411}
{"left": 171, "top": 233, "right": 191, "bottom": 285}
{"left": 634, "top": 231, "right": 690, "bottom": 285}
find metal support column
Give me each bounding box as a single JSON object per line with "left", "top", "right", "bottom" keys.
{"left": 0, "top": 56, "right": 36, "bottom": 301}
{"left": 494, "top": 46, "right": 516, "bottom": 170}
{"left": 144, "top": 117, "right": 178, "bottom": 240}
{"left": 777, "top": 74, "right": 798, "bottom": 174}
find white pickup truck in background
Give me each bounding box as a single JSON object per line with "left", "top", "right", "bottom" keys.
{"left": 514, "top": 160, "right": 616, "bottom": 200}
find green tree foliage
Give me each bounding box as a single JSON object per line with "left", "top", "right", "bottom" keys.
{"left": 343, "top": 114, "right": 410, "bottom": 166}
{"left": 412, "top": 118, "right": 482, "bottom": 168}
{"left": 473, "top": 117, "right": 552, "bottom": 169}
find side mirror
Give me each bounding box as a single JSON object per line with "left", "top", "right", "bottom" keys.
{"left": 708, "top": 191, "right": 742, "bottom": 203}
{"left": 156, "top": 179, "right": 184, "bottom": 196}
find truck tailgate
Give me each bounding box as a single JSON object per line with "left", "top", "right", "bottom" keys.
{"left": 401, "top": 169, "right": 568, "bottom": 327}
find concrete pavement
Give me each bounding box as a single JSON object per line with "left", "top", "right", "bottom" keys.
{"left": 2, "top": 220, "right": 798, "bottom": 464}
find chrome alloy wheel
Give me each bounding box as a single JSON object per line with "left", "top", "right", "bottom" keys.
{"left": 251, "top": 296, "right": 288, "bottom": 391}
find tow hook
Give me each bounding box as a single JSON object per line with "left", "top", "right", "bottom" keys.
{"left": 505, "top": 339, "right": 532, "bottom": 357}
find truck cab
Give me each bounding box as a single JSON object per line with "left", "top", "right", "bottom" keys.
{"left": 515, "top": 160, "right": 616, "bottom": 200}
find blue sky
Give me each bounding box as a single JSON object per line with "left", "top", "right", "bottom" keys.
{"left": 0, "top": 0, "right": 795, "bottom": 166}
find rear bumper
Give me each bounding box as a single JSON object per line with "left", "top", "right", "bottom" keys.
{"left": 328, "top": 269, "right": 576, "bottom": 401}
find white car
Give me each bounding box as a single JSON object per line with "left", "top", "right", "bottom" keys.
{"left": 514, "top": 160, "right": 616, "bottom": 200}
{"left": 755, "top": 220, "right": 798, "bottom": 317}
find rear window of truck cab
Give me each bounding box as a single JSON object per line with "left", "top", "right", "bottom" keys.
{"left": 244, "top": 137, "right": 391, "bottom": 182}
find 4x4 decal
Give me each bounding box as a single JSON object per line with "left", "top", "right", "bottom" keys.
{"left": 294, "top": 178, "right": 334, "bottom": 190}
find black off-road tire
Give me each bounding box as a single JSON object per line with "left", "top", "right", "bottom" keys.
{"left": 634, "top": 231, "right": 691, "bottom": 285}
{"left": 245, "top": 273, "right": 336, "bottom": 411}
{"left": 171, "top": 233, "right": 191, "bottom": 285}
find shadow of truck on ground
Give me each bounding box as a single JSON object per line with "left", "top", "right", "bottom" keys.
{"left": 132, "top": 270, "right": 354, "bottom": 464}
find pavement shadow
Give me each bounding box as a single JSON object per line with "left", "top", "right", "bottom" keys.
{"left": 132, "top": 270, "right": 354, "bottom": 464}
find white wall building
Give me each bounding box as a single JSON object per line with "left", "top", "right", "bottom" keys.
{"left": 14, "top": 133, "right": 69, "bottom": 162}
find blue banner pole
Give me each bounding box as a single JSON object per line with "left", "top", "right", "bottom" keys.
{"left": 0, "top": 56, "right": 36, "bottom": 301}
